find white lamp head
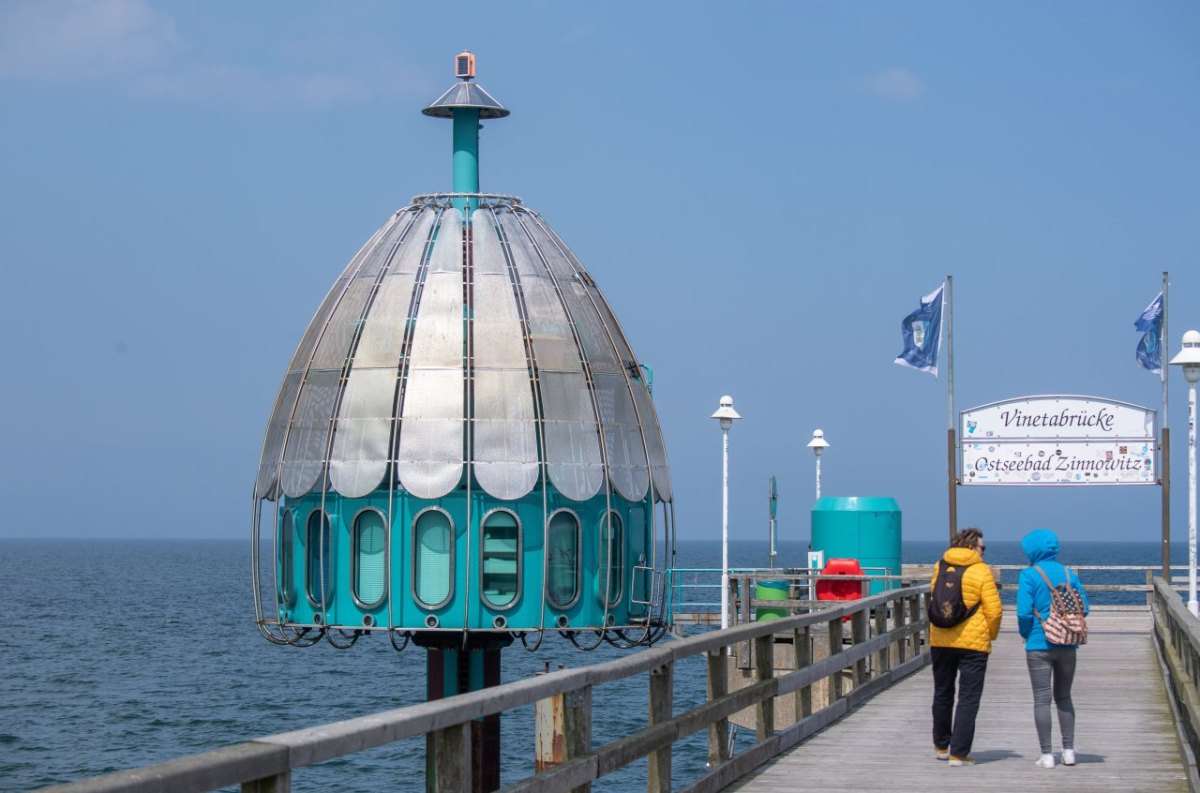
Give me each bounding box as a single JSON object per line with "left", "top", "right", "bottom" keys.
{"left": 710, "top": 395, "right": 741, "bottom": 431}
{"left": 1170, "top": 330, "right": 1200, "bottom": 384}
{"left": 807, "top": 428, "right": 830, "bottom": 457}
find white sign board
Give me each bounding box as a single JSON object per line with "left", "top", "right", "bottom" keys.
{"left": 960, "top": 396, "right": 1157, "bottom": 486}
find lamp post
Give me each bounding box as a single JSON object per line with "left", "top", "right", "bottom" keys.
{"left": 711, "top": 395, "right": 741, "bottom": 631}
{"left": 1170, "top": 330, "right": 1200, "bottom": 617}
{"left": 807, "top": 429, "right": 830, "bottom": 500}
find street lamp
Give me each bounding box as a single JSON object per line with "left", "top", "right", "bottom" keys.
{"left": 711, "top": 395, "right": 741, "bottom": 631}
{"left": 1170, "top": 330, "right": 1200, "bottom": 617}
{"left": 807, "top": 429, "right": 830, "bottom": 500}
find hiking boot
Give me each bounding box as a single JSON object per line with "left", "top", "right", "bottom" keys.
{"left": 1061, "top": 749, "right": 1076, "bottom": 766}
{"left": 1035, "top": 753, "right": 1055, "bottom": 769}
{"left": 934, "top": 746, "right": 949, "bottom": 760}
{"left": 948, "top": 755, "right": 974, "bottom": 766}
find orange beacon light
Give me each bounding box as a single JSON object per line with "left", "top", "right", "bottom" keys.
{"left": 455, "top": 51, "right": 476, "bottom": 80}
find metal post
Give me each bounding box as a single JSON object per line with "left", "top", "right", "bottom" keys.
{"left": 815, "top": 455, "right": 822, "bottom": 501}
{"left": 1163, "top": 271, "right": 1172, "bottom": 582}
{"left": 1188, "top": 380, "right": 1197, "bottom": 616}
{"left": 946, "top": 275, "right": 957, "bottom": 542}
{"left": 721, "top": 425, "right": 730, "bottom": 632}
{"left": 947, "top": 428, "right": 957, "bottom": 544}
{"left": 1164, "top": 428, "right": 1173, "bottom": 582}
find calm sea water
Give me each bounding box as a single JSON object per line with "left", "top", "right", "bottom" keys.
{"left": 0, "top": 539, "right": 1185, "bottom": 791}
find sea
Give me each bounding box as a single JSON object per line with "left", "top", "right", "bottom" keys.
{"left": 0, "top": 538, "right": 1187, "bottom": 792}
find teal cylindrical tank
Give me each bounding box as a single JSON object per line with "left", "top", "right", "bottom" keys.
{"left": 810, "top": 497, "right": 901, "bottom": 595}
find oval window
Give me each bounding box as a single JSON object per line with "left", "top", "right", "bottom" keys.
{"left": 482, "top": 510, "right": 520, "bottom": 608}
{"left": 278, "top": 510, "right": 295, "bottom": 606}
{"left": 354, "top": 510, "right": 387, "bottom": 608}
{"left": 414, "top": 510, "right": 453, "bottom": 607}
{"left": 306, "top": 510, "right": 332, "bottom": 605}
{"left": 547, "top": 511, "right": 579, "bottom": 608}
{"left": 598, "top": 511, "right": 623, "bottom": 607}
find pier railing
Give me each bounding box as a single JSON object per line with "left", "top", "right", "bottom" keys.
{"left": 1151, "top": 576, "right": 1200, "bottom": 790}
{"left": 40, "top": 585, "right": 929, "bottom": 793}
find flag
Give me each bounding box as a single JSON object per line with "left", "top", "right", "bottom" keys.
{"left": 1134, "top": 292, "right": 1164, "bottom": 374}
{"left": 894, "top": 284, "right": 944, "bottom": 376}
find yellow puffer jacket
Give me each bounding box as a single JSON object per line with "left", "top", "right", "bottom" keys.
{"left": 929, "top": 547, "right": 1002, "bottom": 653}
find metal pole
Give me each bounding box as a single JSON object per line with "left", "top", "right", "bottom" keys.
{"left": 815, "top": 456, "right": 822, "bottom": 501}
{"left": 1163, "top": 429, "right": 1172, "bottom": 582}
{"left": 768, "top": 476, "right": 777, "bottom": 570}
{"left": 945, "top": 275, "right": 957, "bottom": 542}
{"left": 1188, "top": 380, "right": 1197, "bottom": 616}
{"left": 1163, "top": 271, "right": 1172, "bottom": 582}
{"left": 721, "top": 426, "right": 730, "bottom": 632}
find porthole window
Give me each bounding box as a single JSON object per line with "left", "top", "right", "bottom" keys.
{"left": 597, "top": 511, "right": 623, "bottom": 607}
{"left": 353, "top": 510, "right": 387, "bottom": 608}
{"left": 481, "top": 510, "right": 520, "bottom": 608}
{"left": 414, "top": 509, "right": 453, "bottom": 608}
{"left": 547, "top": 510, "right": 580, "bottom": 609}
{"left": 306, "top": 510, "right": 332, "bottom": 605}
{"left": 278, "top": 510, "right": 295, "bottom": 606}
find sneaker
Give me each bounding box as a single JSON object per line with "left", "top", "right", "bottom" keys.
{"left": 948, "top": 755, "right": 975, "bottom": 766}
{"left": 1061, "top": 749, "right": 1076, "bottom": 766}
{"left": 935, "top": 746, "right": 950, "bottom": 761}
{"left": 1035, "top": 753, "right": 1056, "bottom": 769}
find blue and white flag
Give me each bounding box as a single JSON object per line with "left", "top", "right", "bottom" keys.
{"left": 1134, "top": 292, "right": 1164, "bottom": 374}
{"left": 894, "top": 284, "right": 944, "bottom": 376}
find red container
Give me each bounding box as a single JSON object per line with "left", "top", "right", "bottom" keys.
{"left": 815, "top": 558, "right": 864, "bottom": 618}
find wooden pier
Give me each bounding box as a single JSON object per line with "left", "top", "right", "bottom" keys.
{"left": 37, "top": 574, "right": 1200, "bottom": 793}
{"left": 727, "top": 608, "right": 1191, "bottom": 792}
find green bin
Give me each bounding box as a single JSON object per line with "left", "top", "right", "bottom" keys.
{"left": 755, "top": 580, "right": 789, "bottom": 621}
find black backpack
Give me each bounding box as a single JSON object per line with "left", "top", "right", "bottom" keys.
{"left": 928, "top": 559, "right": 980, "bottom": 628}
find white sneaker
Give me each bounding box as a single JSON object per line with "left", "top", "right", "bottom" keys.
{"left": 1061, "top": 749, "right": 1076, "bottom": 766}
{"left": 1035, "top": 753, "right": 1055, "bottom": 769}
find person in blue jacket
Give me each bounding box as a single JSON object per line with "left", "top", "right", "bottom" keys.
{"left": 1017, "top": 528, "right": 1089, "bottom": 769}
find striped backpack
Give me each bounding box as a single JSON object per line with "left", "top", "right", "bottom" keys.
{"left": 1032, "top": 565, "right": 1088, "bottom": 646}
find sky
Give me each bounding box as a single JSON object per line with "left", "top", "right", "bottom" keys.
{"left": 1, "top": 1, "right": 1198, "bottom": 544}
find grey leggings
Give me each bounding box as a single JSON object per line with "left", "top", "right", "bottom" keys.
{"left": 1026, "top": 648, "right": 1077, "bottom": 753}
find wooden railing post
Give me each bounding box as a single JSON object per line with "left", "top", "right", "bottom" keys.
{"left": 706, "top": 648, "right": 730, "bottom": 767}
{"left": 243, "top": 773, "right": 290, "bottom": 793}
{"left": 428, "top": 723, "right": 471, "bottom": 793}
{"left": 537, "top": 679, "right": 593, "bottom": 793}
{"left": 738, "top": 575, "right": 753, "bottom": 667}
{"left": 827, "top": 616, "right": 844, "bottom": 705}
{"left": 875, "top": 605, "right": 890, "bottom": 675}
{"left": 754, "top": 634, "right": 775, "bottom": 742}
{"left": 851, "top": 610, "right": 868, "bottom": 686}
{"left": 794, "top": 625, "right": 812, "bottom": 718}
{"left": 566, "top": 686, "right": 592, "bottom": 793}
{"left": 896, "top": 596, "right": 909, "bottom": 664}
{"left": 648, "top": 662, "right": 673, "bottom": 793}
{"left": 911, "top": 593, "right": 926, "bottom": 655}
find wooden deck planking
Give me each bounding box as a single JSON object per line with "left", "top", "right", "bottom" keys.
{"left": 726, "top": 609, "right": 1188, "bottom": 793}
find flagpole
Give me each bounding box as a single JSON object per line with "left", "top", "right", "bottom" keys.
{"left": 946, "top": 275, "right": 957, "bottom": 543}
{"left": 1163, "top": 271, "right": 1172, "bottom": 581}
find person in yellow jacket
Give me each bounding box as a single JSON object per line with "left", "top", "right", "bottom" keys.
{"left": 930, "top": 527, "right": 1003, "bottom": 766}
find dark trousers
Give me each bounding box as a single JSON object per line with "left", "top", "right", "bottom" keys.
{"left": 932, "top": 647, "right": 989, "bottom": 758}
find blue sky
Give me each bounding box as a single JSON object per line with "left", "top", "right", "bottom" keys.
{"left": 1, "top": 1, "right": 1198, "bottom": 543}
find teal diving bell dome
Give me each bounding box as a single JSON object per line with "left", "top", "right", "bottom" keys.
{"left": 251, "top": 53, "right": 674, "bottom": 652}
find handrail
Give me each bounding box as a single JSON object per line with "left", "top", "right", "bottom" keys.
{"left": 39, "top": 585, "right": 931, "bottom": 793}
{"left": 1151, "top": 576, "right": 1200, "bottom": 791}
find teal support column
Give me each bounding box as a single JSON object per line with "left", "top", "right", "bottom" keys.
{"left": 452, "top": 108, "right": 481, "bottom": 213}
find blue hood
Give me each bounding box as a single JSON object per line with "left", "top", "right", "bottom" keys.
{"left": 1021, "top": 529, "right": 1059, "bottom": 564}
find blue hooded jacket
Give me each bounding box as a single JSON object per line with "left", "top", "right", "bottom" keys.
{"left": 1017, "top": 529, "right": 1090, "bottom": 651}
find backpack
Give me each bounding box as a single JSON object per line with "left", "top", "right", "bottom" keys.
{"left": 1032, "top": 565, "right": 1088, "bottom": 646}
{"left": 928, "top": 559, "right": 980, "bottom": 628}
